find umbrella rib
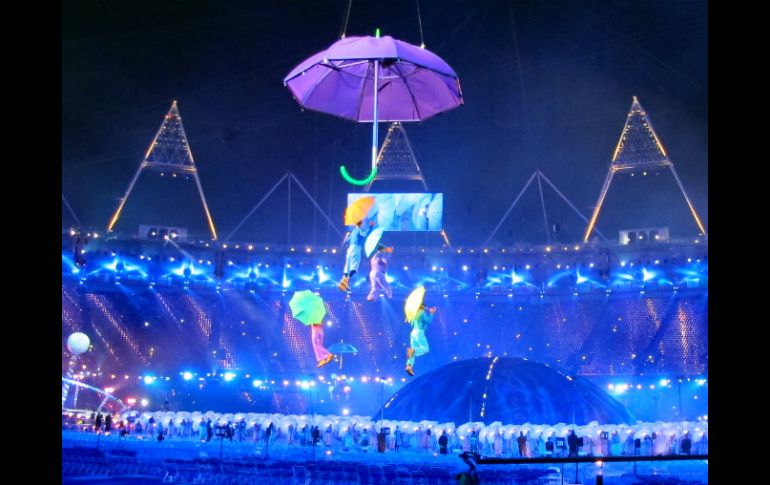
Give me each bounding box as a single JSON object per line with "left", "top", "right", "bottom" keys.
{"left": 299, "top": 64, "right": 340, "bottom": 107}
{"left": 391, "top": 62, "right": 422, "bottom": 120}
{"left": 355, "top": 62, "right": 373, "bottom": 121}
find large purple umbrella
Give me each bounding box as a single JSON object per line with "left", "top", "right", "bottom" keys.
{"left": 284, "top": 34, "right": 462, "bottom": 185}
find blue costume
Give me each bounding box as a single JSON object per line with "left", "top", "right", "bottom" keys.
{"left": 406, "top": 308, "right": 434, "bottom": 374}
{"left": 343, "top": 223, "right": 369, "bottom": 275}
{"left": 338, "top": 220, "right": 371, "bottom": 291}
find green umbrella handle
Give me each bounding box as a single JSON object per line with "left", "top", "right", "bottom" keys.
{"left": 340, "top": 166, "right": 377, "bottom": 186}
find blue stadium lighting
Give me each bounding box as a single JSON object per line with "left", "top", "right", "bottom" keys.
{"left": 317, "top": 267, "right": 330, "bottom": 283}
{"left": 696, "top": 378, "right": 707, "bottom": 386}
{"left": 143, "top": 376, "right": 156, "bottom": 385}
{"left": 171, "top": 262, "right": 205, "bottom": 277}
{"left": 223, "top": 372, "right": 236, "bottom": 382}
{"left": 297, "top": 273, "right": 314, "bottom": 282}
{"left": 659, "top": 379, "right": 670, "bottom": 386}
{"left": 253, "top": 379, "right": 263, "bottom": 387}
{"left": 612, "top": 383, "right": 629, "bottom": 394}
{"left": 484, "top": 276, "right": 502, "bottom": 287}
{"left": 511, "top": 270, "right": 524, "bottom": 285}
{"left": 620, "top": 260, "right": 627, "bottom": 267}
{"left": 642, "top": 268, "right": 656, "bottom": 282}
{"left": 182, "top": 372, "right": 193, "bottom": 381}
{"left": 103, "top": 258, "right": 121, "bottom": 272}
{"left": 576, "top": 271, "right": 588, "bottom": 285}
{"left": 546, "top": 271, "right": 573, "bottom": 287}
{"left": 462, "top": 265, "right": 468, "bottom": 271}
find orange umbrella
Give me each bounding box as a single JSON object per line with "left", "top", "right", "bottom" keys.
{"left": 344, "top": 196, "right": 376, "bottom": 225}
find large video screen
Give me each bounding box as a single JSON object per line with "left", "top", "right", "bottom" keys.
{"left": 347, "top": 193, "right": 443, "bottom": 231}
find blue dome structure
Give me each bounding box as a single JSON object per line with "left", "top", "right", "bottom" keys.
{"left": 377, "top": 357, "right": 636, "bottom": 425}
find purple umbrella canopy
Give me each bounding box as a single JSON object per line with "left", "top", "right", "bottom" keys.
{"left": 284, "top": 35, "right": 463, "bottom": 122}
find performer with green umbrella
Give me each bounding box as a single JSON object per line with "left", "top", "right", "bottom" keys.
{"left": 403, "top": 287, "right": 436, "bottom": 376}
{"left": 289, "top": 290, "right": 335, "bottom": 368}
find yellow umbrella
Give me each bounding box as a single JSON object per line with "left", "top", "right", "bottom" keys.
{"left": 404, "top": 286, "right": 426, "bottom": 322}
{"left": 344, "top": 196, "right": 376, "bottom": 225}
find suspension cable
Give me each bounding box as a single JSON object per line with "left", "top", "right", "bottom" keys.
{"left": 416, "top": 0, "right": 425, "bottom": 47}
{"left": 339, "top": 0, "right": 353, "bottom": 39}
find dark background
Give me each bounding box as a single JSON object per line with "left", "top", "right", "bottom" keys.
{"left": 62, "top": 0, "right": 707, "bottom": 245}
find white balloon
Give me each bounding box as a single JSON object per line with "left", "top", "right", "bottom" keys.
{"left": 67, "top": 332, "right": 90, "bottom": 355}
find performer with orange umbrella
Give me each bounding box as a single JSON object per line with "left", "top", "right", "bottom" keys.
{"left": 338, "top": 196, "right": 376, "bottom": 291}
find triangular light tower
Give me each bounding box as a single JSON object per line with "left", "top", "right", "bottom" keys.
{"left": 107, "top": 101, "right": 218, "bottom": 239}
{"left": 583, "top": 97, "right": 707, "bottom": 242}
{"left": 364, "top": 122, "right": 428, "bottom": 192}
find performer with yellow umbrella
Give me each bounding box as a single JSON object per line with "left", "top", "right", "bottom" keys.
{"left": 338, "top": 196, "right": 376, "bottom": 291}
{"left": 403, "top": 286, "right": 436, "bottom": 376}
{"left": 289, "top": 290, "right": 335, "bottom": 368}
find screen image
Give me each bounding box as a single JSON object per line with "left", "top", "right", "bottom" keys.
{"left": 347, "top": 193, "right": 444, "bottom": 231}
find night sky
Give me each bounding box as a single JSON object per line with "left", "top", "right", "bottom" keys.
{"left": 62, "top": 0, "right": 707, "bottom": 246}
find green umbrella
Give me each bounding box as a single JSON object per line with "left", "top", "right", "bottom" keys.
{"left": 289, "top": 290, "right": 326, "bottom": 326}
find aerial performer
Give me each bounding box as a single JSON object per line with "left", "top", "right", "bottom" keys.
{"left": 337, "top": 219, "right": 374, "bottom": 291}
{"left": 405, "top": 299, "right": 436, "bottom": 376}
{"left": 310, "top": 323, "right": 335, "bottom": 368}
{"left": 363, "top": 226, "right": 393, "bottom": 301}
{"left": 367, "top": 246, "right": 394, "bottom": 301}
{"left": 289, "top": 290, "right": 335, "bottom": 368}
